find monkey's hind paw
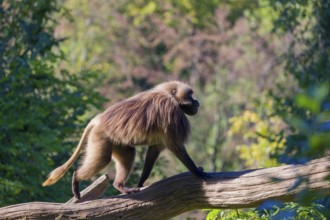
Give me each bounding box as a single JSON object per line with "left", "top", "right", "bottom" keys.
{"left": 123, "top": 187, "right": 141, "bottom": 194}
{"left": 73, "top": 190, "right": 81, "bottom": 200}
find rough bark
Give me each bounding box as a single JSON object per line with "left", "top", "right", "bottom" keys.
{"left": 1, "top": 157, "right": 329, "bottom": 220}
{"left": 66, "top": 174, "right": 111, "bottom": 204}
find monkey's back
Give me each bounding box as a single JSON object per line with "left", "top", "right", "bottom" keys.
{"left": 99, "top": 91, "right": 190, "bottom": 146}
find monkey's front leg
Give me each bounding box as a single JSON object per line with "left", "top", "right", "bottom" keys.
{"left": 170, "top": 145, "right": 209, "bottom": 179}
{"left": 138, "top": 145, "right": 164, "bottom": 187}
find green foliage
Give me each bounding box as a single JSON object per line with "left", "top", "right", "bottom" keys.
{"left": 264, "top": 0, "right": 330, "bottom": 218}
{"left": 295, "top": 84, "right": 328, "bottom": 114}
{"left": 205, "top": 0, "right": 330, "bottom": 218}
{"left": 283, "top": 203, "right": 326, "bottom": 220}
{"left": 272, "top": 0, "right": 330, "bottom": 87}
{"left": 277, "top": 84, "right": 330, "bottom": 164}
{"left": 0, "top": 0, "right": 101, "bottom": 206}
{"left": 206, "top": 209, "right": 262, "bottom": 220}
{"left": 123, "top": 0, "right": 223, "bottom": 28}
{"left": 206, "top": 203, "right": 326, "bottom": 219}
{"left": 228, "top": 102, "right": 285, "bottom": 168}
{"left": 270, "top": 0, "right": 330, "bottom": 165}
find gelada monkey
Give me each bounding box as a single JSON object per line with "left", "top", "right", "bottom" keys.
{"left": 42, "top": 81, "right": 208, "bottom": 199}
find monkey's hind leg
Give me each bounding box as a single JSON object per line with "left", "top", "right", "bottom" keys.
{"left": 112, "top": 145, "right": 140, "bottom": 194}
{"left": 72, "top": 171, "right": 80, "bottom": 199}
{"left": 73, "top": 135, "right": 112, "bottom": 199}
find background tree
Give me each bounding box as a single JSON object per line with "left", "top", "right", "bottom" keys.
{"left": 0, "top": 0, "right": 101, "bottom": 205}
{"left": 271, "top": 0, "right": 330, "bottom": 164}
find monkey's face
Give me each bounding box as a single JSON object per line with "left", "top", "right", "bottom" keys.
{"left": 179, "top": 90, "right": 200, "bottom": 116}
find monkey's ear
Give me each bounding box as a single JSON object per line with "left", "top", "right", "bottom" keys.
{"left": 171, "top": 88, "right": 177, "bottom": 95}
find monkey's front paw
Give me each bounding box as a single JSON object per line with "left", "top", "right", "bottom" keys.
{"left": 198, "top": 166, "right": 204, "bottom": 172}
{"left": 197, "top": 167, "right": 211, "bottom": 180}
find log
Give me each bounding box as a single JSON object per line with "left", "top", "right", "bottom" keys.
{"left": 1, "top": 157, "right": 329, "bottom": 220}
{"left": 66, "top": 174, "right": 110, "bottom": 204}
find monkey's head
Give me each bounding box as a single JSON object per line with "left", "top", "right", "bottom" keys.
{"left": 177, "top": 86, "right": 199, "bottom": 116}
{"left": 156, "top": 81, "right": 200, "bottom": 116}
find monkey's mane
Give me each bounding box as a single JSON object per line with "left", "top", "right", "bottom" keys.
{"left": 101, "top": 82, "right": 191, "bottom": 146}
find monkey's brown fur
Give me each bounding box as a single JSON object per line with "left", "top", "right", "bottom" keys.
{"left": 43, "top": 81, "right": 207, "bottom": 199}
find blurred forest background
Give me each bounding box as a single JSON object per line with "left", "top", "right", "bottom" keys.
{"left": 1, "top": 0, "right": 329, "bottom": 219}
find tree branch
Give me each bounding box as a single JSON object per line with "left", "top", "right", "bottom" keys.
{"left": 1, "top": 157, "right": 329, "bottom": 219}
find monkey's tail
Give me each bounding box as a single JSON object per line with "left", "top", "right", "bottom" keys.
{"left": 42, "top": 120, "right": 95, "bottom": 187}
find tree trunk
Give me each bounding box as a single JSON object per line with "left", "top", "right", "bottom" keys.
{"left": 1, "top": 157, "right": 329, "bottom": 220}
